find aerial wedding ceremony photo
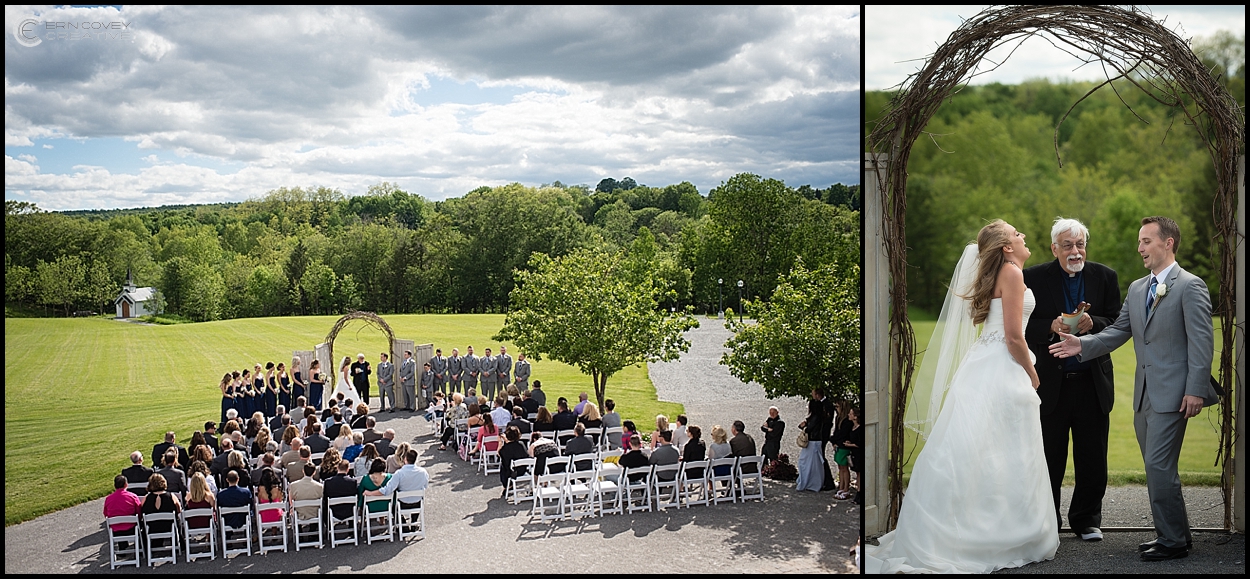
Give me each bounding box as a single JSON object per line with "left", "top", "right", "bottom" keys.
{"left": 861, "top": 4, "right": 1244, "bottom": 575}
{"left": 4, "top": 5, "right": 861, "bottom": 574}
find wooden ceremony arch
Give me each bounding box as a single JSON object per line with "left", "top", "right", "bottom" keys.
{"left": 864, "top": 5, "right": 1245, "bottom": 535}
{"left": 324, "top": 310, "right": 398, "bottom": 367}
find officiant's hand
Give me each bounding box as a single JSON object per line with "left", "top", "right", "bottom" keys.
{"left": 1048, "top": 332, "right": 1082, "bottom": 360}
{"left": 1075, "top": 312, "right": 1093, "bottom": 333}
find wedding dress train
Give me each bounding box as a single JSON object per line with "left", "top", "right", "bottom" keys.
{"left": 868, "top": 289, "right": 1058, "bottom": 573}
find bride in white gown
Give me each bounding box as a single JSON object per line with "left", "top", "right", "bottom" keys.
{"left": 868, "top": 220, "right": 1058, "bottom": 574}
{"left": 336, "top": 356, "right": 361, "bottom": 403}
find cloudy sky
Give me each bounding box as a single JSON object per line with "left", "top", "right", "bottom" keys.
{"left": 867, "top": 5, "right": 1244, "bottom": 90}
{"left": 4, "top": 6, "right": 859, "bottom": 211}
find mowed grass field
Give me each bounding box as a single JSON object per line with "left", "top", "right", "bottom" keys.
{"left": 900, "top": 318, "right": 1226, "bottom": 488}
{"left": 4, "top": 314, "right": 684, "bottom": 525}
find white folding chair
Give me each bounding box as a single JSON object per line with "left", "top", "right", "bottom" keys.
{"left": 555, "top": 429, "right": 576, "bottom": 453}
{"left": 326, "top": 496, "right": 359, "bottom": 547}
{"left": 255, "top": 498, "right": 288, "bottom": 554}
{"left": 563, "top": 469, "right": 596, "bottom": 519}
{"left": 593, "top": 466, "right": 622, "bottom": 516}
{"left": 291, "top": 499, "right": 324, "bottom": 550}
{"left": 506, "top": 457, "right": 537, "bottom": 505}
{"left": 569, "top": 452, "right": 597, "bottom": 474}
{"left": 454, "top": 419, "right": 470, "bottom": 452}
{"left": 679, "top": 460, "right": 711, "bottom": 508}
{"left": 250, "top": 456, "right": 262, "bottom": 469}
{"left": 309, "top": 452, "right": 325, "bottom": 466}
{"left": 597, "top": 449, "right": 623, "bottom": 483}
{"left": 127, "top": 482, "right": 149, "bottom": 497}
{"left": 218, "top": 505, "right": 253, "bottom": 558}
{"left": 709, "top": 457, "right": 739, "bottom": 504}
{"left": 622, "top": 466, "right": 653, "bottom": 513}
{"left": 466, "top": 426, "right": 482, "bottom": 464}
{"left": 652, "top": 463, "right": 681, "bottom": 511}
{"left": 478, "top": 435, "right": 501, "bottom": 476}
{"left": 542, "top": 455, "right": 571, "bottom": 476}
{"left": 737, "top": 455, "right": 765, "bottom": 502}
{"left": 533, "top": 472, "right": 569, "bottom": 521}
{"left": 363, "top": 494, "right": 395, "bottom": 544}
{"left": 526, "top": 412, "right": 538, "bottom": 421}
{"left": 394, "top": 490, "right": 425, "bottom": 540}
{"left": 181, "top": 508, "right": 217, "bottom": 562}
{"left": 142, "top": 512, "right": 179, "bottom": 566}
{"left": 583, "top": 426, "right": 603, "bottom": 448}
{"left": 106, "top": 515, "right": 143, "bottom": 569}
{"left": 602, "top": 426, "right": 624, "bottom": 450}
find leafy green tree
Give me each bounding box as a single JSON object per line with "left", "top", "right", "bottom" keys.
{"left": 6, "top": 260, "right": 34, "bottom": 304}
{"left": 183, "top": 263, "right": 226, "bottom": 322}
{"left": 301, "top": 261, "right": 336, "bottom": 315}
{"left": 721, "top": 259, "right": 861, "bottom": 402}
{"left": 495, "top": 247, "right": 699, "bottom": 410}
{"left": 35, "top": 255, "right": 85, "bottom": 316}
{"left": 244, "top": 264, "right": 286, "bottom": 317}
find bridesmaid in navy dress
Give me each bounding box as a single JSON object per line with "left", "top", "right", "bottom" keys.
{"left": 264, "top": 362, "right": 278, "bottom": 417}
{"left": 241, "top": 368, "right": 255, "bottom": 418}
{"left": 230, "top": 371, "right": 244, "bottom": 423}
{"left": 277, "top": 362, "right": 292, "bottom": 412}
{"left": 291, "top": 357, "right": 306, "bottom": 408}
{"left": 219, "top": 372, "right": 235, "bottom": 425}
{"left": 308, "top": 359, "right": 325, "bottom": 411}
{"left": 252, "top": 364, "right": 266, "bottom": 418}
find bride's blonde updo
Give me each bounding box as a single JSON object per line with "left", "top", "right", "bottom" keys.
{"left": 962, "top": 219, "right": 1013, "bottom": 325}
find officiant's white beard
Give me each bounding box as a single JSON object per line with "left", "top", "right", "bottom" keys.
{"left": 1065, "top": 256, "right": 1085, "bottom": 273}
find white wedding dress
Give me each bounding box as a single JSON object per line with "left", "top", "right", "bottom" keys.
{"left": 336, "top": 365, "right": 361, "bottom": 403}
{"left": 868, "top": 289, "right": 1058, "bottom": 573}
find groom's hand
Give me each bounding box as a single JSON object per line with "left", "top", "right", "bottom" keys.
{"left": 1180, "top": 395, "right": 1203, "bottom": 419}
{"left": 1048, "top": 332, "right": 1082, "bottom": 359}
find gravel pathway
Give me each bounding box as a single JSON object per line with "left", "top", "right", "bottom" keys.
{"left": 3, "top": 321, "right": 857, "bottom": 574}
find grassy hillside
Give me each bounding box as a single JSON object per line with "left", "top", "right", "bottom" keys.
{"left": 899, "top": 319, "right": 1226, "bottom": 487}
{"left": 3, "top": 314, "right": 683, "bottom": 525}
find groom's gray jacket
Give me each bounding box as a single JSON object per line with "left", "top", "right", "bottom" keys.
{"left": 1077, "top": 264, "right": 1219, "bottom": 413}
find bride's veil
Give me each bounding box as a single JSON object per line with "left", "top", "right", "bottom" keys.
{"left": 906, "top": 243, "right": 981, "bottom": 440}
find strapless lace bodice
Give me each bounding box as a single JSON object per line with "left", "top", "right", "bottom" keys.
{"left": 982, "top": 288, "right": 1035, "bottom": 336}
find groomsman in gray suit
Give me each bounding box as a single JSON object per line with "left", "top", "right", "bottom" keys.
{"left": 463, "top": 346, "right": 480, "bottom": 397}
{"left": 398, "top": 350, "right": 417, "bottom": 412}
{"left": 479, "top": 348, "right": 498, "bottom": 401}
{"left": 431, "top": 348, "right": 448, "bottom": 395}
{"left": 514, "top": 353, "right": 531, "bottom": 392}
{"left": 1051, "top": 216, "right": 1219, "bottom": 562}
{"left": 448, "top": 348, "right": 464, "bottom": 395}
{"left": 419, "top": 362, "right": 434, "bottom": 409}
{"left": 377, "top": 352, "right": 396, "bottom": 413}
{"left": 496, "top": 346, "right": 513, "bottom": 394}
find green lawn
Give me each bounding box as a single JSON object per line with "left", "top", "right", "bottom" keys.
{"left": 3, "top": 314, "right": 683, "bottom": 525}
{"left": 899, "top": 318, "right": 1226, "bottom": 488}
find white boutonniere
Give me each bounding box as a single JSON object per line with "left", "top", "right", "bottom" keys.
{"left": 1152, "top": 283, "right": 1168, "bottom": 309}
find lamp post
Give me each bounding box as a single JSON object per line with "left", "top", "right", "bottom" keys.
{"left": 718, "top": 278, "right": 724, "bottom": 319}
{"left": 736, "top": 279, "right": 744, "bottom": 323}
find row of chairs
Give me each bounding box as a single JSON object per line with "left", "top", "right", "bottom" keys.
{"left": 505, "top": 453, "right": 764, "bottom": 521}
{"left": 106, "top": 490, "right": 425, "bottom": 568}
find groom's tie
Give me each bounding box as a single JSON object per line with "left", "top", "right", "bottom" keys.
{"left": 1146, "top": 276, "right": 1158, "bottom": 310}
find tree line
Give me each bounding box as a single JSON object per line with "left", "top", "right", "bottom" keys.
{"left": 5, "top": 174, "right": 859, "bottom": 321}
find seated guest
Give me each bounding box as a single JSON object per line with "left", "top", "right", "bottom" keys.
{"left": 156, "top": 450, "right": 188, "bottom": 496}
{"left": 191, "top": 445, "right": 215, "bottom": 472}
{"left": 121, "top": 451, "right": 153, "bottom": 494}
{"left": 287, "top": 447, "right": 313, "bottom": 483}
{"left": 255, "top": 466, "right": 285, "bottom": 531}
{"left": 250, "top": 452, "right": 280, "bottom": 488}
{"left": 350, "top": 403, "right": 369, "bottom": 431}
{"left": 520, "top": 390, "right": 540, "bottom": 416}
{"left": 251, "top": 428, "right": 272, "bottom": 459}
{"left": 353, "top": 443, "right": 380, "bottom": 478}
{"left": 343, "top": 431, "right": 365, "bottom": 462}
{"left": 216, "top": 470, "right": 252, "bottom": 533}
{"left": 602, "top": 399, "right": 622, "bottom": 430}
{"left": 708, "top": 425, "right": 733, "bottom": 476}
{"left": 268, "top": 405, "right": 288, "bottom": 433}
{"left": 210, "top": 439, "right": 234, "bottom": 480}
{"left": 490, "top": 397, "right": 511, "bottom": 434}
{"left": 188, "top": 430, "right": 214, "bottom": 460}
{"left": 729, "top": 420, "right": 758, "bottom": 473}
{"left": 574, "top": 391, "right": 590, "bottom": 416}
{"left": 280, "top": 438, "right": 304, "bottom": 476}
{"left": 649, "top": 430, "right": 680, "bottom": 480}
{"left": 472, "top": 413, "right": 501, "bottom": 456}
{"left": 316, "top": 448, "right": 343, "bottom": 482}
{"left": 422, "top": 391, "right": 447, "bottom": 424}
{"left": 507, "top": 406, "right": 532, "bottom": 435}
{"left": 288, "top": 463, "right": 323, "bottom": 521}
{"left": 142, "top": 473, "right": 182, "bottom": 547}
{"left": 304, "top": 422, "right": 331, "bottom": 455}
{"left": 465, "top": 403, "right": 484, "bottom": 430}
{"left": 533, "top": 406, "right": 556, "bottom": 435}
{"left": 529, "top": 380, "right": 547, "bottom": 407}
{"left": 673, "top": 414, "right": 690, "bottom": 453}
{"left": 363, "top": 449, "right": 428, "bottom": 530}
{"left": 437, "top": 393, "right": 469, "bottom": 451}
{"left": 203, "top": 421, "right": 220, "bottom": 454}
{"left": 552, "top": 398, "right": 578, "bottom": 434}
{"left": 651, "top": 415, "right": 671, "bottom": 451}
{"left": 578, "top": 403, "right": 603, "bottom": 445}
{"left": 322, "top": 459, "right": 359, "bottom": 522}
{"left": 386, "top": 442, "right": 411, "bottom": 474}
{"left": 564, "top": 423, "right": 596, "bottom": 470}
{"left": 183, "top": 472, "right": 216, "bottom": 530}
{"left": 332, "top": 426, "right": 354, "bottom": 454}
{"left": 621, "top": 420, "right": 638, "bottom": 452}
{"left": 498, "top": 426, "right": 529, "bottom": 496}
{"left": 280, "top": 425, "right": 300, "bottom": 455}
{"left": 229, "top": 432, "right": 249, "bottom": 459}
{"left": 189, "top": 460, "right": 218, "bottom": 494}
{"left": 324, "top": 408, "right": 342, "bottom": 440}
{"left": 152, "top": 431, "right": 190, "bottom": 473}
{"left": 528, "top": 430, "right": 560, "bottom": 475}
{"left": 362, "top": 417, "right": 383, "bottom": 445}
{"left": 356, "top": 458, "right": 392, "bottom": 514}
{"left": 103, "top": 475, "right": 143, "bottom": 548}
{"left": 375, "top": 429, "right": 396, "bottom": 458}
{"left": 299, "top": 407, "right": 317, "bottom": 435}
{"left": 225, "top": 450, "right": 251, "bottom": 490}
{"left": 682, "top": 425, "right": 707, "bottom": 478}
{"left": 619, "top": 435, "right": 650, "bottom": 482}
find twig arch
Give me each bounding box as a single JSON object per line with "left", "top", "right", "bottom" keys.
{"left": 324, "top": 310, "right": 397, "bottom": 369}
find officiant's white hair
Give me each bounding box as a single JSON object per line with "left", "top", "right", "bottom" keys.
{"left": 1050, "top": 217, "right": 1089, "bottom": 245}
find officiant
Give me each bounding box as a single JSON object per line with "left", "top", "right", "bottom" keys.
{"left": 1023, "top": 217, "right": 1120, "bottom": 542}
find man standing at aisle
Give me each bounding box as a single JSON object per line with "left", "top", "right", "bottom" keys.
{"left": 463, "top": 346, "right": 480, "bottom": 400}
{"left": 398, "top": 350, "right": 416, "bottom": 412}
{"left": 431, "top": 348, "right": 448, "bottom": 396}
{"left": 448, "top": 348, "right": 464, "bottom": 396}
{"left": 377, "top": 352, "right": 396, "bottom": 413}
{"left": 496, "top": 345, "right": 513, "bottom": 395}
{"left": 479, "top": 347, "right": 498, "bottom": 401}
{"left": 514, "top": 353, "right": 531, "bottom": 393}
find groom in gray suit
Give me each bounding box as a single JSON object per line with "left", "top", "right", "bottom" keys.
{"left": 1051, "top": 216, "right": 1219, "bottom": 561}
